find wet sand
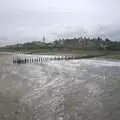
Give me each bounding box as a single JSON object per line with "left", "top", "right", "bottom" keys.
{"left": 0, "top": 53, "right": 120, "bottom": 120}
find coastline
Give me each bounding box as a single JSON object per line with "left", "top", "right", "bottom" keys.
{"left": 0, "top": 51, "right": 120, "bottom": 61}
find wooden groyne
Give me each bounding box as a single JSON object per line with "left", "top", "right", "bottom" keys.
{"left": 12, "top": 53, "right": 106, "bottom": 64}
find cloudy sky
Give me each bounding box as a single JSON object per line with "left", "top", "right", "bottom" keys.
{"left": 0, "top": 0, "right": 120, "bottom": 46}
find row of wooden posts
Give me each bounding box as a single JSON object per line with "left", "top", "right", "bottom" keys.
{"left": 13, "top": 56, "right": 76, "bottom": 64}
{"left": 12, "top": 54, "right": 99, "bottom": 64}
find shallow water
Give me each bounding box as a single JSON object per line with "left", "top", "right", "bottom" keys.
{"left": 0, "top": 53, "right": 120, "bottom": 120}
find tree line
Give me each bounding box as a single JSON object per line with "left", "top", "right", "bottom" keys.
{"left": 1, "top": 36, "right": 120, "bottom": 51}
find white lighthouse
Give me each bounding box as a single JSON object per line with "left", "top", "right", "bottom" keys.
{"left": 43, "top": 36, "right": 45, "bottom": 43}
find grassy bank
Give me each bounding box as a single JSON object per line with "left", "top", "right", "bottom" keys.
{"left": 23, "top": 48, "right": 120, "bottom": 60}
{"left": 99, "top": 51, "right": 120, "bottom": 59}
{"left": 1, "top": 47, "right": 120, "bottom": 60}
{"left": 29, "top": 50, "right": 120, "bottom": 60}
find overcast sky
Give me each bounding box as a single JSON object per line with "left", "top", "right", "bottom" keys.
{"left": 0, "top": 0, "right": 120, "bottom": 46}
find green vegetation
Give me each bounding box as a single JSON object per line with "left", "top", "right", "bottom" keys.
{"left": 0, "top": 37, "right": 120, "bottom": 59}
{"left": 99, "top": 51, "right": 120, "bottom": 59}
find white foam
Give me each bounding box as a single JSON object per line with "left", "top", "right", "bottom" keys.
{"left": 79, "top": 59, "right": 120, "bottom": 67}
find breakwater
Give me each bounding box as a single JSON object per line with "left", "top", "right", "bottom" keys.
{"left": 12, "top": 53, "right": 106, "bottom": 64}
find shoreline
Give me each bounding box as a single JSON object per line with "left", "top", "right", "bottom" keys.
{"left": 0, "top": 51, "right": 120, "bottom": 61}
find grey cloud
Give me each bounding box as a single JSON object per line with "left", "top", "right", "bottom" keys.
{"left": 0, "top": 0, "right": 120, "bottom": 46}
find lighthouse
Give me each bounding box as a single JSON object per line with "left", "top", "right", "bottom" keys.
{"left": 43, "top": 36, "right": 46, "bottom": 43}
